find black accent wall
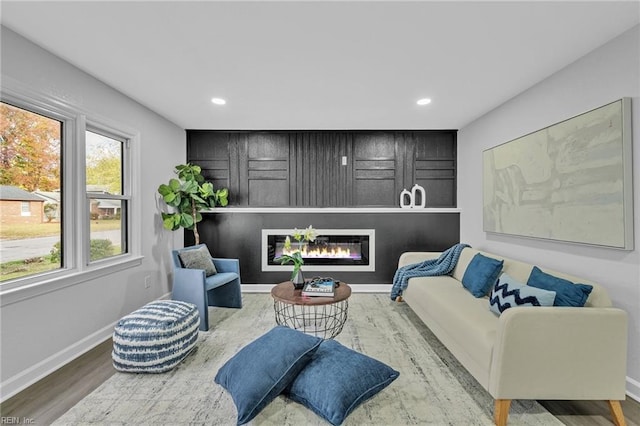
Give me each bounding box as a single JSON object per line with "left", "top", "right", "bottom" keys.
{"left": 189, "top": 211, "right": 460, "bottom": 284}
{"left": 186, "top": 130, "right": 457, "bottom": 208}
{"left": 185, "top": 130, "right": 459, "bottom": 284}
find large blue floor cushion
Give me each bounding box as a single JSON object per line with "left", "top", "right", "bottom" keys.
{"left": 112, "top": 300, "right": 199, "bottom": 373}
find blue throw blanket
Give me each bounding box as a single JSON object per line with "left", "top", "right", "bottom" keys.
{"left": 390, "top": 243, "right": 470, "bottom": 300}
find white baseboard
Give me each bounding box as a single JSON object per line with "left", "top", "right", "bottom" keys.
{"left": 241, "top": 284, "right": 391, "bottom": 293}
{"left": 627, "top": 376, "right": 640, "bottom": 402}
{"left": 0, "top": 320, "right": 116, "bottom": 403}
{"left": 0, "top": 292, "right": 172, "bottom": 403}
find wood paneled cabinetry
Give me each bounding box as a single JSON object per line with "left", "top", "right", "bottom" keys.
{"left": 352, "top": 133, "right": 403, "bottom": 206}
{"left": 240, "top": 133, "right": 291, "bottom": 206}
{"left": 186, "top": 130, "right": 456, "bottom": 207}
{"left": 411, "top": 132, "right": 457, "bottom": 207}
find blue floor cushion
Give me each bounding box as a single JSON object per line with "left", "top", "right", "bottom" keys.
{"left": 214, "top": 326, "right": 322, "bottom": 425}
{"left": 284, "top": 339, "right": 400, "bottom": 425}
{"left": 112, "top": 300, "right": 199, "bottom": 373}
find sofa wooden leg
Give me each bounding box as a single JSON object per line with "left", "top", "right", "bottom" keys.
{"left": 608, "top": 400, "right": 626, "bottom": 426}
{"left": 494, "top": 399, "right": 511, "bottom": 426}
{"left": 395, "top": 296, "right": 403, "bottom": 302}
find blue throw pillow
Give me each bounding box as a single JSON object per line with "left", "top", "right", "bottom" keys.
{"left": 527, "top": 266, "right": 593, "bottom": 307}
{"left": 462, "top": 253, "right": 504, "bottom": 297}
{"left": 489, "top": 273, "right": 556, "bottom": 315}
{"left": 214, "top": 326, "right": 322, "bottom": 425}
{"left": 284, "top": 339, "right": 399, "bottom": 426}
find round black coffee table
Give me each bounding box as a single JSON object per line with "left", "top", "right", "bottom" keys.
{"left": 270, "top": 281, "right": 351, "bottom": 339}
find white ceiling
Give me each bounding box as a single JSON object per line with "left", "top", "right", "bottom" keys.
{"left": 2, "top": 1, "right": 638, "bottom": 130}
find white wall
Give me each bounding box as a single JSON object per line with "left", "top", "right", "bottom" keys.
{"left": 0, "top": 27, "right": 185, "bottom": 399}
{"left": 458, "top": 25, "right": 640, "bottom": 399}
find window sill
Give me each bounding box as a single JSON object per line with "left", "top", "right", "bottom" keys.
{"left": 204, "top": 207, "right": 461, "bottom": 214}
{"left": 0, "top": 255, "right": 144, "bottom": 307}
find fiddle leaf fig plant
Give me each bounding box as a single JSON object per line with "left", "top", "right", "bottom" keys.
{"left": 157, "top": 163, "right": 228, "bottom": 245}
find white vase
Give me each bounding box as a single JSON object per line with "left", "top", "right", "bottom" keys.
{"left": 411, "top": 184, "right": 426, "bottom": 208}
{"left": 292, "top": 269, "right": 305, "bottom": 289}
{"left": 399, "top": 189, "right": 413, "bottom": 208}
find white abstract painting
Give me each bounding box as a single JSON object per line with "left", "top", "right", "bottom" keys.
{"left": 483, "top": 99, "right": 633, "bottom": 249}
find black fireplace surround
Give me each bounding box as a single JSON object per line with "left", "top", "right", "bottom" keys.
{"left": 191, "top": 211, "right": 460, "bottom": 284}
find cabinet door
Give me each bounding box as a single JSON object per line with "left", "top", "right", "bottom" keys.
{"left": 239, "top": 133, "right": 291, "bottom": 206}
{"left": 187, "top": 131, "right": 233, "bottom": 199}
{"left": 352, "top": 133, "right": 402, "bottom": 206}
{"left": 412, "top": 132, "right": 457, "bottom": 207}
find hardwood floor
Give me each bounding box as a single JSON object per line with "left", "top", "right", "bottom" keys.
{"left": 0, "top": 340, "right": 115, "bottom": 425}
{"left": 1, "top": 338, "right": 639, "bottom": 425}
{"left": 539, "top": 399, "right": 640, "bottom": 426}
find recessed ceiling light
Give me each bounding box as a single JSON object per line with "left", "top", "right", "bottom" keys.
{"left": 417, "top": 98, "right": 432, "bottom": 106}
{"left": 211, "top": 98, "right": 226, "bottom": 105}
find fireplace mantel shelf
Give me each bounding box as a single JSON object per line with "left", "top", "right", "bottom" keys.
{"left": 204, "top": 207, "right": 460, "bottom": 214}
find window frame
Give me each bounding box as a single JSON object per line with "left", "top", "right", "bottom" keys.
{"left": 20, "top": 201, "right": 31, "bottom": 216}
{"left": 84, "top": 125, "right": 131, "bottom": 264}
{"left": 0, "top": 81, "right": 142, "bottom": 302}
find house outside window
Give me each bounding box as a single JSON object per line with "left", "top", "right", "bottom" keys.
{"left": 0, "top": 94, "right": 139, "bottom": 286}
{"left": 85, "top": 129, "right": 129, "bottom": 262}
{"left": 0, "top": 102, "right": 62, "bottom": 280}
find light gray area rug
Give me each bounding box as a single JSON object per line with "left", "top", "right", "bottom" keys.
{"left": 54, "top": 294, "right": 562, "bottom": 425}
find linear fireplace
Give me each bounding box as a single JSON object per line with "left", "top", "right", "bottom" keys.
{"left": 261, "top": 229, "right": 375, "bottom": 272}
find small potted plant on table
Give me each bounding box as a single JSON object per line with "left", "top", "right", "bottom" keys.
{"left": 276, "top": 225, "right": 317, "bottom": 289}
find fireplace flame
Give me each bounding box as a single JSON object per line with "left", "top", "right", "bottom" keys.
{"left": 283, "top": 246, "right": 352, "bottom": 259}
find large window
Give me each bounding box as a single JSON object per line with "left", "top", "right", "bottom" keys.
{"left": 0, "top": 96, "right": 137, "bottom": 286}
{"left": 0, "top": 102, "right": 63, "bottom": 281}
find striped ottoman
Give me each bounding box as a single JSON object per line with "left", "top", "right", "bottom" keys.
{"left": 112, "top": 300, "right": 199, "bottom": 373}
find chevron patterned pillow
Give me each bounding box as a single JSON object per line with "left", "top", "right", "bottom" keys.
{"left": 489, "top": 273, "right": 556, "bottom": 315}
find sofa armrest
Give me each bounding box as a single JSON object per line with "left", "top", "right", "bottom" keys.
{"left": 398, "top": 252, "right": 440, "bottom": 268}
{"left": 212, "top": 258, "right": 240, "bottom": 274}
{"left": 489, "top": 307, "right": 627, "bottom": 400}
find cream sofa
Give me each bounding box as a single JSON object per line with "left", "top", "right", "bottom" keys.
{"left": 398, "top": 247, "right": 628, "bottom": 426}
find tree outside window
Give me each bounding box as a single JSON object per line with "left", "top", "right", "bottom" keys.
{"left": 85, "top": 129, "right": 128, "bottom": 262}
{"left": 0, "top": 102, "right": 62, "bottom": 281}
{"left": 0, "top": 101, "right": 132, "bottom": 282}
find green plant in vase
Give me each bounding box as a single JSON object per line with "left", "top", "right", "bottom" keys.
{"left": 276, "top": 225, "right": 317, "bottom": 289}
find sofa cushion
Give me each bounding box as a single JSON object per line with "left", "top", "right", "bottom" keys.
{"left": 527, "top": 266, "right": 593, "bottom": 307}
{"left": 451, "top": 247, "right": 477, "bottom": 281}
{"left": 284, "top": 339, "right": 399, "bottom": 426}
{"left": 489, "top": 273, "right": 556, "bottom": 315}
{"left": 214, "top": 326, "right": 322, "bottom": 425}
{"left": 408, "top": 276, "right": 498, "bottom": 378}
{"left": 462, "top": 253, "right": 504, "bottom": 297}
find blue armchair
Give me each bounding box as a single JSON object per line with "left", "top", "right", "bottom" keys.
{"left": 171, "top": 244, "right": 242, "bottom": 331}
